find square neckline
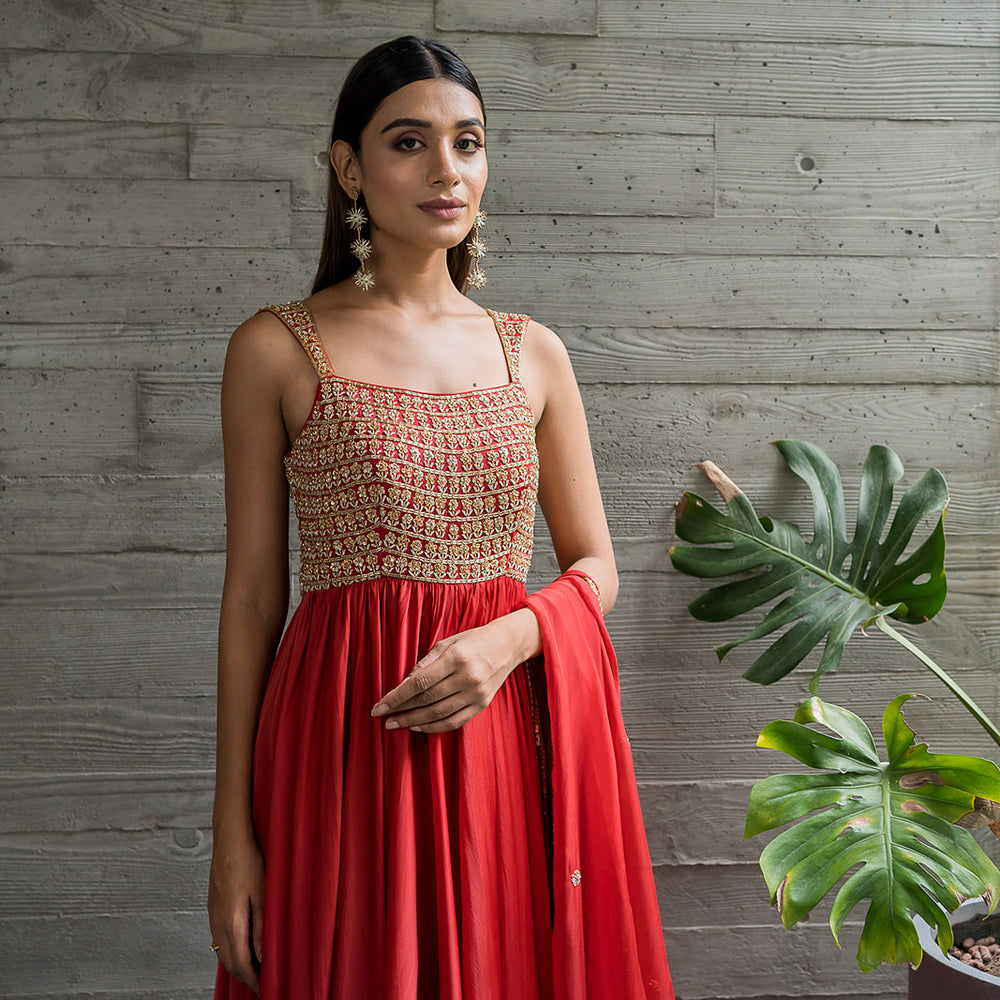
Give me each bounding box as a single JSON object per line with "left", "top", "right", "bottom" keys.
{"left": 298, "top": 300, "right": 518, "bottom": 399}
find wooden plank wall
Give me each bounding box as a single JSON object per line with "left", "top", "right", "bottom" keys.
{"left": 2, "top": 2, "right": 997, "bottom": 997}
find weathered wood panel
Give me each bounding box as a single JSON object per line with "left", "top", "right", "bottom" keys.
{"left": 4, "top": 0, "right": 435, "bottom": 53}
{"left": 0, "top": 608, "right": 218, "bottom": 700}
{"left": 0, "top": 121, "right": 188, "bottom": 178}
{"left": 0, "top": 913, "right": 217, "bottom": 996}
{"left": 663, "top": 924, "right": 904, "bottom": 998}
{"left": 436, "top": 0, "right": 597, "bottom": 35}
{"left": 0, "top": 370, "right": 139, "bottom": 475}
{"left": 0, "top": 247, "right": 311, "bottom": 325}
{"left": 3, "top": 42, "right": 998, "bottom": 124}
{"left": 192, "top": 115, "right": 715, "bottom": 215}
{"left": 0, "top": 325, "right": 231, "bottom": 371}
{"left": 5, "top": 248, "right": 992, "bottom": 329}
{"left": 0, "top": 699, "right": 214, "bottom": 775}
{"left": 4, "top": 178, "right": 292, "bottom": 247}
{"left": 294, "top": 210, "right": 998, "bottom": 256}
{"left": 0, "top": 552, "right": 226, "bottom": 610}
{"left": 482, "top": 253, "right": 998, "bottom": 328}
{"left": 0, "top": 772, "right": 214, "bottom": 835}
{"left": 3, "top": 476, "right": 225, "bottom": 554}
{"left": 717, "top": 119, "right": 1000, "bottom": 219}
{"left": 598, "top": 0, "right": 1000, "bottom": 46}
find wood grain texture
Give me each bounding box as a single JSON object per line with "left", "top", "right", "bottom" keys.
{"left": 663, "top": 923, "right": 905, "bottom": 998}
{"left": 4, "top": 0, "right": 435, "bottom": 53}
{"left": 717, "top": 118, "right": 1000, "bottom": 219}
{"left": 4, "top": 178, "right": 292, "bottom": 247}
{"left": 1, "top": 370, "right": 139, "bottom": 475}
{"left": 293, "top": 209, "right": 1000, "bottom": 256}
{"left": 3, "top": 476, "right": 226, "bottom": 553}
{"left": 0, "top": 772, "right": 213, "bottom": 834}
{"left": 0, "top": 121, "right": 188, "bottom": 178}
{"left": 436, "top": 0, "right": 598, "bottom": 35}
{"left": 0, "top": 324, "right": 232, "bottom": 371}
{"left": 448, "top": 35, "right": 1000, "bottom": 120}
{"left": 0, "top": 913, "right": 217, "bottom": 995}
{"left": 0, "top": 247, "right": 312, "bottom": 325}
{"left": 3, "top": 41, "right": 998, "bottom": 124}
{"left": 478, "top": 253, "right": 998, "bottom": 328}
{"left": 598, "top": 0, "right": 1000, "bottom": 46}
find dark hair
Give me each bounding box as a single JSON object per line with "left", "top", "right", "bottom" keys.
{"left": 312, "top": 37, "right": 486, "bottom": 294}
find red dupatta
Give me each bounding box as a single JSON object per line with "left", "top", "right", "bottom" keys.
{"left": 524, "top": 571, "right": 674, "bottom": 999}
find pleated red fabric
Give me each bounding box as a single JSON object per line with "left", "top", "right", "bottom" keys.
{"left": 216, "top": 576, "right": 555, "bottom": 1000}
{"left": 214, "top": 301, "right": 673, "bottom": 999}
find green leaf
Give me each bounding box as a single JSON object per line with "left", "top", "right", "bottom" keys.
{"left": 671, "top": 440, "right": 948, "bottom": 686}
{"left": 745, "top": 695, "right": 1000, "bottom": 972}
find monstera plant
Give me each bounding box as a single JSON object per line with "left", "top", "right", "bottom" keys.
{"left": 670, "top": 440, "right": 1000, "bottom": 972}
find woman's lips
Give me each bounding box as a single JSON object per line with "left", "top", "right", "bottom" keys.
{"left": 419, "top": 200, "right": 465, "bottom": 220}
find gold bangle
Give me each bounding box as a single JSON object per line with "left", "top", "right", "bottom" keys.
{"left": 578, "top": 572, "right": 604, "bottom": 615}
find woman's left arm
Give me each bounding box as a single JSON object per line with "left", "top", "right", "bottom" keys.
{"left": 372, "top": 319, "right": 616, "bottom": 732}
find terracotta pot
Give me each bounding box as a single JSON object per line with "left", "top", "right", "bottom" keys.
{"left": 909, "top": 898, "right": 1000, "bottom": 999}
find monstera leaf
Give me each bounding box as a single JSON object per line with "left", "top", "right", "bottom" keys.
{"left": 746, "top": 695, "right": 1000, "bottom": 971}
{"left": 670, "top": 440, "right": 948, "bottom": 686}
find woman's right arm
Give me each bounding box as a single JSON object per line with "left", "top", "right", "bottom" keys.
{"left": 209, "top": 314, "right": 294, "bottom": 994}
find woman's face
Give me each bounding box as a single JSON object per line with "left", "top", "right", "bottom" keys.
{"left": 341, "top": 77, "right": 488, "bottom": 253}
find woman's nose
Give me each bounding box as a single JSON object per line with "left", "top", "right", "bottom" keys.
{"left": 428, "top": 142, "right": 460, "bottom": 186}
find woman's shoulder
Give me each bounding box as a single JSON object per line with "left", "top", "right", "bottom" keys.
{"left": 224, "top": 302, "right": 306, "bottom": 379}
{"left": 521, "top": 315, "right": 571, "bottom": 369}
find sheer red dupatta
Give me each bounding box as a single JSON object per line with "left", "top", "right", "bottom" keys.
{"left": 523, "top": 571, "right": 674, "bottom": 1000}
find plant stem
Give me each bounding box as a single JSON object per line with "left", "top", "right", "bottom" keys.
{"left": 875, "top": 617, "right": 1000, "bottom": 749}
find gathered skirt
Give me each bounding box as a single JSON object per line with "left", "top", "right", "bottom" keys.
{"left": 215, "top": 572, "right": 673, "bottom": 999}
{"left": 215, "top": 575, "right": 555, "bottom": 999}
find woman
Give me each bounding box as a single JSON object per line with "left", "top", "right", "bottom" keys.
{"left": 209, "top": 36, "right": 673, "bottom": 1000}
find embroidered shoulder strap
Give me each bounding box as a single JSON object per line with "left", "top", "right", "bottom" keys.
{"left": 261, "top": 300, "right": 335, "bottom": 379}
{"left": 486, "top": 309, "right": 530, "bottom": 382}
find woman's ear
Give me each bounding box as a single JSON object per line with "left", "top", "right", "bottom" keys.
{"left": 330, "top": 140, "right": 360, "bottom": 196}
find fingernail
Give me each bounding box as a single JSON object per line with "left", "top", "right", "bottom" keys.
{"left": 384, "top": 719, "right": 399, "bottom": 730}
{"left": 410, "top": 726, "right": 422, "bottom": 733}
{"left": 371, "top": 703, "right": 388, "bottom": 717}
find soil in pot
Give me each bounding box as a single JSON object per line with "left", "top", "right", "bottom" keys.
{"left": 910, "top": 902, "right": 1000, "bottom": 1000}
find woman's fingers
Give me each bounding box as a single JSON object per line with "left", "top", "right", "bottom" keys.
{"left": 217, "top": 907, "right": 260, "bottom": 993}
{"left": 409, "top": 704, "right": 480, "bottom": 734}
{"left": 383, "top": 691, "right": 476, "bottom": 731}
{"left": 371, "top": 646, "right": 454, "bottom": 717}
{"left": 251, "top": 886, "right": 264, "bottom": 976}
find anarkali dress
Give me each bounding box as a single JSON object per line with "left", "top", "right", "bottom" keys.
{"left": 214, "top": 300, "right": 673, "bottom": 999}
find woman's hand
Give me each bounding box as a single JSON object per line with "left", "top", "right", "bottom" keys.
{"left": 208, "top": 828, "right": 265, "bottom": 994}
{"left": 372, "top": 608, "right": 541, "bottom": 732}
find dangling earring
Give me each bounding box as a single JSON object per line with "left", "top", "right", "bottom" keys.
{"left": 346, "top": 186, "right": 374, "bottom": 291}
{"left": 466, "top": 209, "right": 488, "bottom": 290}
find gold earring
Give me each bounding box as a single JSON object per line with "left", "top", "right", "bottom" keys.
{"left": 346, "top": 187, "right": 374, "bottom": 291}
{"left": 466, "top": 209, "right": 488, "bottom": 290}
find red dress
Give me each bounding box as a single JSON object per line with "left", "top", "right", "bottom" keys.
{"left": 215, "top": 301, "right": 672, "bottom": 1000}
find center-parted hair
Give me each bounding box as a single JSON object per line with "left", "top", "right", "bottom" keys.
{"left": 312, "top": 37, "right": 486, "bottom": 294}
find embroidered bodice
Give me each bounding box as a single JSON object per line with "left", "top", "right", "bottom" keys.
{"left": 264, "top": 301, "right": 539, "bottom": 592}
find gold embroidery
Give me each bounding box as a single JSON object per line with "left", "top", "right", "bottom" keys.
{"left": 269, "top": 302, "right": 539, "bottom": 591}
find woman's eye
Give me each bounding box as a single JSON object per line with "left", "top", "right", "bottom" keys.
{"left": 395, "top": 136, "right": 424, "bottom": 151}
{"left": 457, "top": 137, "right": 484, "bottom": 152}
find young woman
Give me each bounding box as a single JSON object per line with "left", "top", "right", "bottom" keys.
{"left": 208, "top": 36, "right": 673, "bottom": 1000}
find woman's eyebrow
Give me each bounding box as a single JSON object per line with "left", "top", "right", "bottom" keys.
{"left": 380, "top": 117, "right": 485, "bottom": 133}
